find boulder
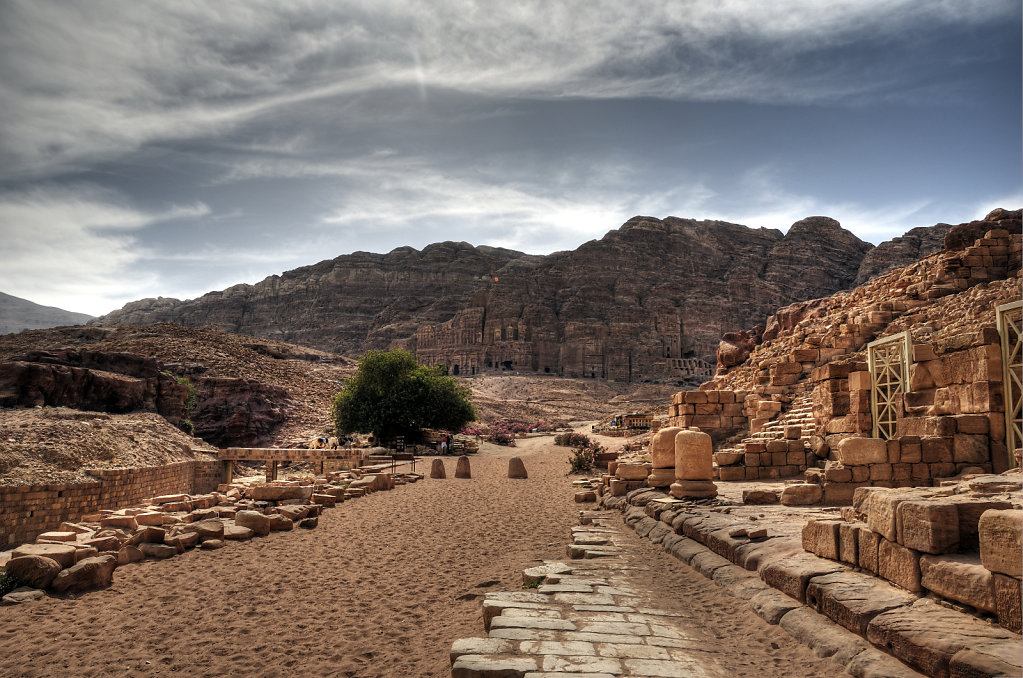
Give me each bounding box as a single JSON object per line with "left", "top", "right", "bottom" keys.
{"left": 430, "top": 458, "right": 446, "bottom": 479}
{"left": 4, "top": 555, "right": 62, "bottom": 589}
{"left": 268, "top": 515, "right": 293, "bottom": 531}
{"left": 82, "top": 536, "right": 121, "bottom": 552}
{"left": 743, "top": 488, "right": 780, "bottom": 504}
{"left": 507, "top": 457, "right": 528, "bottom": 479}
{"left": 49, "top": 555, "right": 117, "bottom": 594}
{"left": 1, "top": 587, "right": 45, "bottom": 605}
{"left": 134, "top": 512, "right": 166, "bottom": 526}
{"left": 36, "top": 531, "right": 76, "bottom": 542}
{"left": 181, "top": 519, "right": 225, "bottom": 542}
{"left": 298, "top": 517, "right": 318, "bottom": 529}
{"left": 455, "top": 455, "right": 471, "bottom": 479}
{"left": 223, "top": 524, "right": 254, "bottom": 540}
{"left": 780, "top": 484, "right": 823, "bottom": 506}
{"left": 99, "top": 515, "right": 138, "bottom": 530}
{"left": 11, "top": 543, "right": 77, "bottom": 569}
{"left": 235, "top": 510, "right": 271, "bottom": 536}
{"left": 139, "top": 543, "right": 177, "bottom": 559}
{"left": 199, "top": 539, "right": 226, "bottom": 550}
{"left": 116, "top": 546, "right": 144, "bottom": 565}
{"left": 249, "top": 485, "right": 314, "bottom": 502}
{"left": 275, "top": 505, "right": 309, "bottom": 522}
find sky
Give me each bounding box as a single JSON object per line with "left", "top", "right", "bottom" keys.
{"left": 0, "top": 1, "right": 1020, "bottom": 317}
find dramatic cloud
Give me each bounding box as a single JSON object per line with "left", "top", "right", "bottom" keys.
{"left": 0, "top": 0, "right": 1014, "bottom": 177}
{"left": 0, "top": 1, "right": 1018, "bottom": 315}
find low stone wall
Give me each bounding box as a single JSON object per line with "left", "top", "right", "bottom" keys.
{"left": 0, "top": 459, "right": 222, "bottom": 547}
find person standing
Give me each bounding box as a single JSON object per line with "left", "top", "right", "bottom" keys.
{"left": 440, "top": 435, "right": 448, "bottom": 455}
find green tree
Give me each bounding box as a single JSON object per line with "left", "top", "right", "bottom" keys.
{"left": 330, "top": 349, "right": 476, "bottom": 441}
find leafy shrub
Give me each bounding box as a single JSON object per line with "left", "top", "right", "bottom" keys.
{"left": 554, "top": 432, "right": 591, "bottom": 448}
{"left": 175, "top": 376, "right": 197, "bottom": 413}
{"left": 460, "top": 425, "right": 485, "bottom": 436}
{"left": 568, "top": 442, "right": 604, "bottom": 474}
{"left": 180, "top": 418, "right": 195, "bottom": 435}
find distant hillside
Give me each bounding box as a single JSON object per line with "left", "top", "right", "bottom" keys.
{"left": 91, "top": 213, "right": 954, "bottom": 382}
{"left": 0, "top": 291, "right": 92, "bottom": 335}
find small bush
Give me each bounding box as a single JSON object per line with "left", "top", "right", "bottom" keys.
{"left": 0, "top": 571, "right": 20, "bottom": 597}
{"left": 179, "top": 418, "right": 195, "bottom": 435}
{"left": 568, "top": 442, "right": 604, "bottom": 474}
{"left": 554, "top": 432, "right": 591, "bottom": 448}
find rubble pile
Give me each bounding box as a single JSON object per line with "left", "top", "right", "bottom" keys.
{"left": 1, "top": 468, "right": 420, "bottom": 604}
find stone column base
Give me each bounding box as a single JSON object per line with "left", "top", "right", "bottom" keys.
{"left": 647, "top": 468, "right": 675, "bottom": 487}
{"left": 670, "top": 480, "right": 718, "bottom": 498}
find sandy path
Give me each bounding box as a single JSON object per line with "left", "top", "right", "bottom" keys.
{"left": 1, "top": 437, "right": 840, "bottom": 677}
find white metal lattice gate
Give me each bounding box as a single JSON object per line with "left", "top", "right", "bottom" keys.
{"left": 868, "top": 331, "right": 912, "bottom": 440}
{"left": 997, "top": 300, "right": 1022, "bottom": 468}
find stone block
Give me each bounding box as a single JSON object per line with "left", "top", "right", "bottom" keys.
{"left": 867, "top": 598, "right": 1020, "bottom": 678}
{"left": 765, "top": 439, "right": 789, "bottom": 453}
{"left": 836, "top": 437, "right": 887, "bottom": 465}
{"left": 896, "top": 500, "right": 959, "bottom": 554}
{"left": 869, "top": 463, "right": 893, "bottom": 481}
{"left": 761, "top": 554, "right": 846, "bottom": 603}
{"left": 952, "top": 434, "right": 989, "bottom": 464}
{"left": 878, "top": 539, "right": 922, "bottom": 593}
{"left": 979, "top": 509, "right": 1022, "bottom": 577}
{"left": 780, "top": 483, "right": 822, "bottom": 506}
{"left": 919, "top": 553, "right": 995, "bottom": 613}
{"left": 717, "top": 466, "right": 746, "bottom": 482}
{"left": 801, "top": 519, "right": 841, "bottom": 559}
{"left": 11, "top": 543, "right": 77, "bottom": 569}
{"left": 741, "top": 488, "right": 779, "bottom": 504}
{"left": 805, "top": 570, "right": 916, "bottom": 636}
{"left": 616, "top": 463, "right": 649, "bottom": 481}
{"left": 993, "top": 573, "right": 1022, "bottom": 634}
{"left": 838, "top": 522, "right": 860, "bottom": 565}
{"left": 861, "top": 528, "right": 883, "bottom": 575}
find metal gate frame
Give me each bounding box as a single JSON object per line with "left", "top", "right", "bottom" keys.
{"left": 867, "top": 331, "right": 913, "bottom": 440}
{"left": 997, "top": 300, "right": 1022, "bottom": 468}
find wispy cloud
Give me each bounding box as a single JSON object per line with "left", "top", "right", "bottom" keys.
{"left": 0, "top": 0, "right": 1013, "bottom": 178}
{"left": 0, "top": 185, "right": 209, "bottom": 315}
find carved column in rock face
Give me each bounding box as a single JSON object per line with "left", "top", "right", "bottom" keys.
{"left": 670, "top": 429, "right": 717, "bottom": 498}
{"left": 648, "top": 426, "right": 681, "bottom": 488}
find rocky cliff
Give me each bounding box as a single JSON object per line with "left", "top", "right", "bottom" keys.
{"left": 853, "top": 223, "right": 951, "bottom": 285}
{"left": 93, "top": 215, "right": 889, "bottom": 381}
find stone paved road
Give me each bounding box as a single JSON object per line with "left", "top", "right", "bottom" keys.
{"left": 450, "top": 510, "right": 841, "bottom": 677}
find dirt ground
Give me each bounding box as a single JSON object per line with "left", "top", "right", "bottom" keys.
{"left": 0, "top": 436, "right": 842, "bottom": 677}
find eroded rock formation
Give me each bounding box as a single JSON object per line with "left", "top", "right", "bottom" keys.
{"left": 93, "top": 215, "right": 880, "bottom": 381}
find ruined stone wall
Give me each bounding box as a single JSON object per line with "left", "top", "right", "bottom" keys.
{"left": 667, "top": 390, "right": 749, "bottom": 439}
{"left": 0, "top": 460, "right": 222, "bottom": 547}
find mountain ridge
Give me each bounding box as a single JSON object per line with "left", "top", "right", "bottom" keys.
{"left": 0, "top": 291, "right": 93, "bottom": 336}
{"left": 91, "top": 214, "right": 956, "bottom": 381}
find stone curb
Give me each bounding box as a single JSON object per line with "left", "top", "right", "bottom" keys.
{"left": 604, "top": 491, "right": 1021, "bottom": 678}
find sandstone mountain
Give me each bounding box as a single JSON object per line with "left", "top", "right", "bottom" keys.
{"left": 92, "top": 215, "right": 951, "bottom": 382}
{"left": 0, "top": 291, "right": 92, "bottom": 335}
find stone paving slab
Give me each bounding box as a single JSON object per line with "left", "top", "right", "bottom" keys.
{"left": 450, "top": 516, "right": 719, "bottom": 678}
{"left": 606, "top": 493, "right": 1019, "bottom": 678}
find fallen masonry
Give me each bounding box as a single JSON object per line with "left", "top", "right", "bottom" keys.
{"left": 1, "top": 466, "right": 422, "bottom": 604}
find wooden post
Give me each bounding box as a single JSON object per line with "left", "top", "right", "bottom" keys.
{"left": 266, "top": 461, "right": 279, "bottom": 481}
{"left": 222, "top": 460, "right": 234, "bottom": 484}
